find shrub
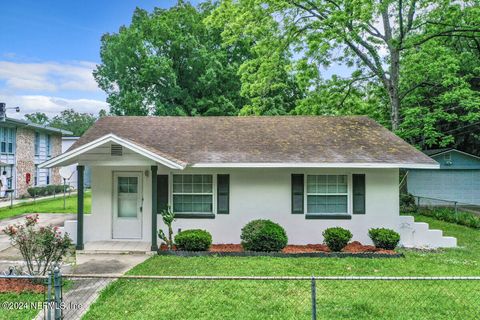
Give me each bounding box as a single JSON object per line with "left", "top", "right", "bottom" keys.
{"left": 27, "top": 185, "right": 69, "bottom": 197}
{"left": 158, "top": 207, "right": 176, "bottom": 250}
{"left": 419, "top": 207, "right": 480, "bottom": 229}
{"left": 368, "top": 228, "right": 400, "bottom": 250}
{"left": 3, "top": 214, "right": 73, "bottom": 275}
{"left": 241, "top": 219, "right": 288, "bottom": 252}
{"left": 174, "top": 229, "right": 212, "bottom": 251}
{"left": 322, "top": 227, "right": 352, "bottom": 252}
{"left": 400, "top": 193, "right": 417, "bottom": 213}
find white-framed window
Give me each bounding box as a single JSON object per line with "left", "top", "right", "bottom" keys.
{"left": 444, "top": 153, "right": 451, "bottom": 161}
{"left": 172, "top": 174, "right": 213, "bottom": 213}
{"left": 0, "top": 128, "right": 15, "bottom": 154}
{"left": 306, "top": 175, "right": 348, "bottom": 214}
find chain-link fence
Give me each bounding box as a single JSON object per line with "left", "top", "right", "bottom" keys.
{"left": 53, "top": 274, "right": 480, "bottom": 320}
{"left": 415, "top": 195, "right": 480, "bottom": 215}
{"left": 0, "top": 272, "right": 61, "bottom": 320}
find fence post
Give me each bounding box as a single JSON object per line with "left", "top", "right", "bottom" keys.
{"left": 311, "top": 276, "right": 317, "bottom": 320}
{"left": 53, "top": 267, "right": 62, "bottom": 320}
{"left": 9, "top": 190, "right": 13, "bottom": 209}
{"left": 454, "top": 202, "right": 458, "bottom": 216}
{"left": 46, "top": 271, "right": 52, "bottom": 320}
{"left": 417, "top": 196, "right": 420, "bottom": 207}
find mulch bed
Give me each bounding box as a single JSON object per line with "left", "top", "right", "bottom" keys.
{"left": 158, "top": 242, "right": 401, "bottom": 258}
{"left": 0, "top": 278, "right": 45, "bottom": 294}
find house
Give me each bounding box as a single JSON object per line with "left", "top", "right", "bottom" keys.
{"left": 407, "top": 148, "right": 480, "bottom": 205}
{"left": 61, "top": 136, "right": 91, "bottom": 188}
{"left": 0, "top": 117, "right": 71, "bottom": 198}
{"left": 40, "top": 116, "right": 457, "bottom": 250}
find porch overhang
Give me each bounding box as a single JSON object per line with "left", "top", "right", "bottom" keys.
{"left": 38, "top": 133, "right": 186, "bottom": 169}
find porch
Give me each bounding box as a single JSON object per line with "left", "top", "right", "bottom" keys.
{"left": 79, "top": 241, "right": 152, "bottom": 254}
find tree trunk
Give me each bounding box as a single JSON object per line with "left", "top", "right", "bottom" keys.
{"left": 389, "top": 49, "right": 401, "bottom": 131}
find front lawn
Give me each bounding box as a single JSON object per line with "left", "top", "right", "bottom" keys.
{"left": 83, "top": 216, "right": 480, "bottom": 319}
{"left": 0, "top": 192, "right": 91, "bottom": 220}
{"left": 0, "top": 292, "right": 43, "bottom": 320}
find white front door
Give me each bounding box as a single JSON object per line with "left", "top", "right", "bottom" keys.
{"left": 113, "top": 172, "right": 143, "bottom": 239}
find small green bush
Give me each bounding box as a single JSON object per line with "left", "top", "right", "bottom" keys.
{"left": 322, "top": 227, "right": 352, "bottom": 252}
{"left": 174, "top": 229, "right": 212, "bottom": 251}
{"left": 241, "top": 219, "right": 288, "bottom": 252}
{"left": 368, "top": 228, "right": 400, "bottom": 250}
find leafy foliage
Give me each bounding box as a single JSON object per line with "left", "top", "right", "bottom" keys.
{"left": 95, "top": 2, "right": 249, "bottom": 116}
{"left": 27, "top": 185, "right": 69, "bottom": 197}
{"left": 322, "top": 227, "right": 352, "bottom": 252}
{"left": 241, "top": 219, "right": 288, "bottom": 252}
{"left": 418, "top": 207, "right": 480, "bottom": 229}
{"left": 368, "top": 228, "right": 400, "bottom": 250}
{"left": 158, "top": 207, "right": 176, "bottom": 250}
{"left": 24, "top": 109, "right": 105, "bottom": 136}
{"left": 3, "top": 214, "right": 73, "bottom": 275}
{"left": 174, "top": 229, "right": 212, "bottom": 251}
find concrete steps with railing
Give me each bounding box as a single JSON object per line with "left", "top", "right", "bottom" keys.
{"left": 399, "top": 216, "right": 457, "bottom": 248}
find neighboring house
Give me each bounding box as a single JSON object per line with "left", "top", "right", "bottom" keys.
{"left": 61, "top": 137, "right": 91, "bottom": 188}
{"left": 0, "top": 117, "right": 71, "bottom": 197}
{"left": 41, "top": 116, "right": 456, "bottom": 250}
{"left": 407, "top": 148, "right": 480, "bottom": 205}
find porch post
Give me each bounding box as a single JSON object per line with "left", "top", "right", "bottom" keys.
{"left": 76, "top": 165, "right": 84, "bottom": 250}
{"left": 151, "top": 165, "right": 158, "bottom": 251}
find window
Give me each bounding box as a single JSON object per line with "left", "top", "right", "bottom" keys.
{"left": 307, "top": 175, "right": 348, "bottom": 214}
{"left": 34, "top": 132, "right": 40, "bottom": 156}
{"left": 46, "top": 134, "right": 51, "bottom": 156}
{"left": 0, "top": 128, "right": 14, "bottom": 154}
{"left": 444, "top": 153, "right": 451, "bottom": 161}
{"left": 172, "top": 174, "right": 213, "bottom": 213}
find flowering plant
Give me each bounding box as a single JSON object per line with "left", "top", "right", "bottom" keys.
{"left": 3, "top": 214, "right": 73, "bottom": 275}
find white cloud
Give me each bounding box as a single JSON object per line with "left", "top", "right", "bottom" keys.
{"left": 0, "top": 60, "right": 101, "bottom": 93}
{"left": 1, "top": 94, "right": 108, "bottom": 118}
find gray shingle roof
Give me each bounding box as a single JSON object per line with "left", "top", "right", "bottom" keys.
{"left": 70, "top": 116, "right": 436, "bottom": 167}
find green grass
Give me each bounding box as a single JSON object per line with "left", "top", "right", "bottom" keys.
{"left": 0, "top": 192, "right": 91, "bottom": 220}
{"left": 0, "top": 292, "right": 43, "bottom": 320}
{"left": 84, "top": 216, "right": 480, "bottom": 319}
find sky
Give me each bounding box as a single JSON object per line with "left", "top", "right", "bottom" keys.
{"left": 0, "top": 0, "right": 200, "bottom": 119}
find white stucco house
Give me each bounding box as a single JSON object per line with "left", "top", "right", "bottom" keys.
{"left": 40, "top": 116, "right": 456, "bottom": 251}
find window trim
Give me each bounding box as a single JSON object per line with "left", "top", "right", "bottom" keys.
{"left": 304, "top": 173, "right": 352, "bottom": 217}
{"left": 170, "top": 173, "right": 216, "bottom": 215}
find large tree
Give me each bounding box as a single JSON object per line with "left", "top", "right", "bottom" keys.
{"left": 208, "top": 0, "right": 479, "bottom": 130}
{"left": 94, "top": 1, "right": 251, "bottom": 116}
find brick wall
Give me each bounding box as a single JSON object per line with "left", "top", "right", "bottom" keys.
{"left": 51, "top": 135, "right": 62, "bottom": 185}
{"left": 15, "top": 127, "right": 35, "bottom": 197}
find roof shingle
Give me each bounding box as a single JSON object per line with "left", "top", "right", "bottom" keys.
{"left": 70, "top": 116, "right": 436, "bottom": 166}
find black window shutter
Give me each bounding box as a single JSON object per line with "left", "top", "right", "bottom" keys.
{"left": 291, "top": 174, "right": 304, "bottom": 214}
{"left": 352, "top": 174, "right": 366, "bottom": 214}
{"left": 157, "top": 175, "right": 169, "bottom": 213}
{"left": 217, "top": 174, "right": 229, "bottom": 214}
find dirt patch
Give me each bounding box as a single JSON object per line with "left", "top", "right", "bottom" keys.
{"left": 160, "top": 242, "right": 396, "bottom": 255}
{"left": 0, "top": 278, "right": 45, "bottom": 293}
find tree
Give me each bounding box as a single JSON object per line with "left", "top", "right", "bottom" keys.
{"left": 25, "top": 109, "right": 104, "bottom": 136}
{"left": 208, "top": 0, "right": 480, "bottom": 130}
{"left": 94, "top": 1, "right": 250, "bottom": 116}
{"left": 25, "top": 112, "right": 49, "bottom": 125}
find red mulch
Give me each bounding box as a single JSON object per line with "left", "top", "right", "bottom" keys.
{"left": 0, "top": 278, "right": 45, "bottom": 293}
{"left": 161, "top": 242, "right": 396, "bottom": 254}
